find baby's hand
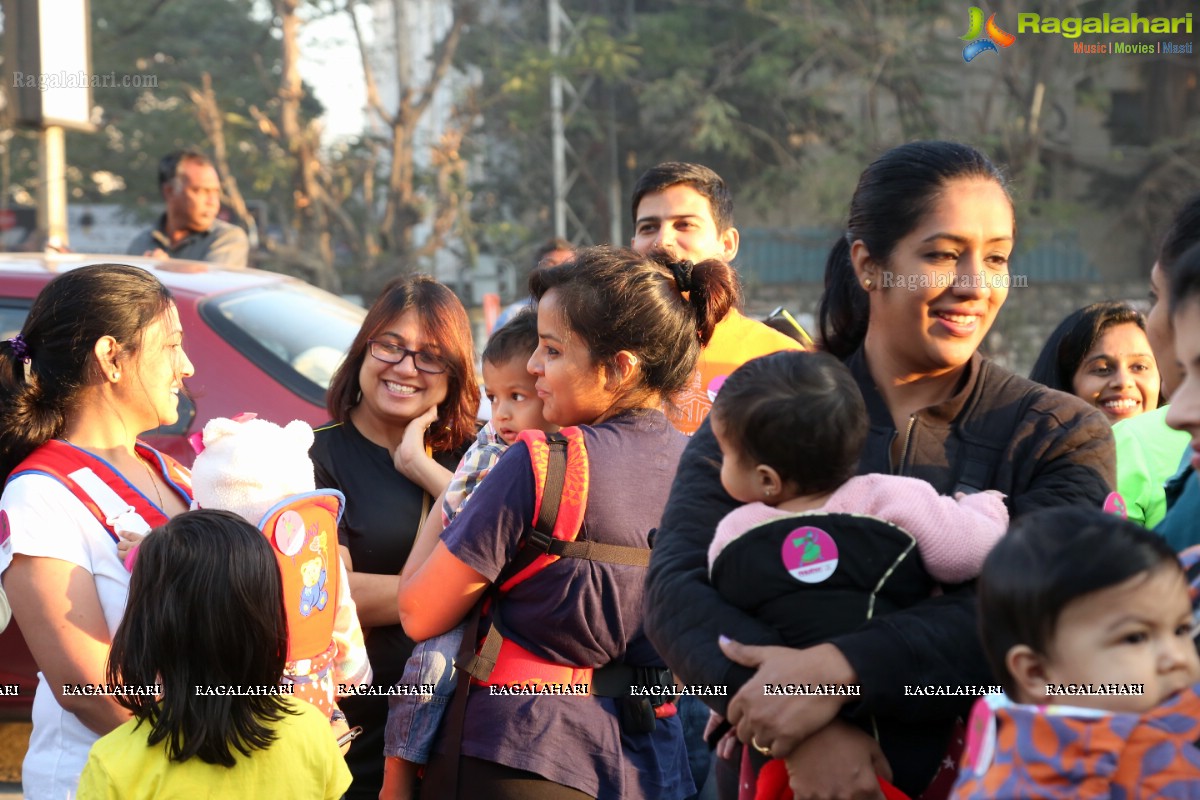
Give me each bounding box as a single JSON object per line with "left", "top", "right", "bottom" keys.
{"left": 117, "top": 530, "right": 145, "bottom": 553}
{"left": 703, "top": 711, "right": 739, "bottom": 760}
{"left": 118, "top": 531, "right": 145, "bottom": 571}
{"left": 703, "top": 710, "right": 724, "bottom": 741}
{"left": 953, "top": 489, "right": 1006, "bottom": 501}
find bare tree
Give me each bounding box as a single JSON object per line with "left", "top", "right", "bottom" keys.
{"left": 347, "top": 0, "right": 477, "bottom": 287}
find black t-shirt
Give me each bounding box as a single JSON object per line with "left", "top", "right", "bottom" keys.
{"left": 310, "top": 418, "right": 465, "bottom": 686}
{"left": 310, "top": 418, "right": 466, "bottom": 798}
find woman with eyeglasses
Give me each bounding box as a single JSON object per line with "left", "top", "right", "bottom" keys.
{"left": 311, "top": 275, "right": 480, "bottom": 799}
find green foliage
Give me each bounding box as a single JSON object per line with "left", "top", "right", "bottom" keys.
{"left": 4, "top": 0, "right": 321, "bottom": 224}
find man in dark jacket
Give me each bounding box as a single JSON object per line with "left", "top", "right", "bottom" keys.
{"left": 645, "top": 348, "right": 1114, "bottom": 797}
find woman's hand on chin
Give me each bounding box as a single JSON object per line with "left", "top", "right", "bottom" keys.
{"left": 393, "top": 406, "right": 452, "bottom": 496}
{"left": 721, "top": 637, "right": 858, "bottom": 759}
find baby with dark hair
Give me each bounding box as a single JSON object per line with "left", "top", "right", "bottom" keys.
{"left": 706, "top": 351, "right": 1009, "bottom": 798}
{"left": 952, "top": 508, "right": 1200, "bottom": 798}
{"left": 708, "top": 350, "right": 1009, "bottom": 588}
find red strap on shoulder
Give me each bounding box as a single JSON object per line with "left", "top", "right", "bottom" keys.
{"left": 9, "top": 440, "right": 191, "bottom": 543}
{"left": 499, "top": 427, "right": 588, "bottom": 591}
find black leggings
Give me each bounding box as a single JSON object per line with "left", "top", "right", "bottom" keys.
{"left": 421, "top": 755, "right": 595, "bottom": 800}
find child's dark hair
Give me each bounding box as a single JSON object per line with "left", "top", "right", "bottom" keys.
{"left": 710, "top": 351, "right": 867, "bottom": 495}
{"left": 978, "top": 507, "right": 1181, "bottom": 697}
{"left": 107, "top": 509, "right": 294, "bottom": 766}
{"left": 529, "top": 245, "right": 737, "bottom": 405}
{"left": 483, "top": 308, "right": 538, "bottom": 368}
{"left": 818, "top": 141, "right": 1012, "bottom": 359}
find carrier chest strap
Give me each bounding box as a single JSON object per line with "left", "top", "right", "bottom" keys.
{"left": 463, "top": 430, "right": 650, "bottom": 684}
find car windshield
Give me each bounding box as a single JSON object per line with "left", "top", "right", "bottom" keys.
{"left": 199, "top": 282, "right": 365, "bottom": 406}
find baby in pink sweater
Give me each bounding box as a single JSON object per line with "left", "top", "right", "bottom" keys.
{"left": 708, "top": 350, "right": 1009, "bottom": 601}
{"left": 705, "top": 351, "right": 1009, "bottom": 797}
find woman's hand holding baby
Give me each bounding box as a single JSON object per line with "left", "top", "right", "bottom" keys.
{"left": 720, "top": 637, "right": 858, "bottom": 758}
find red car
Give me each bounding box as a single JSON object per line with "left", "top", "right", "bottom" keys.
{"left": 0, "top": 253, "right": 366, "bottom": 720}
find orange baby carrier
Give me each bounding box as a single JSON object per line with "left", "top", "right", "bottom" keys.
{"left": 427, "top": 428, "right": 677, "bottom": 797}
{"left": 259, "top": 489, "right": 346, "bottom": 719}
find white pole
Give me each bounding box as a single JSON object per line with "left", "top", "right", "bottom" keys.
{"left": 549, "top": 0, "right": 566, "bottom": 241}
{"left": 37, "top": 125, "right": 68, "bottom": 250}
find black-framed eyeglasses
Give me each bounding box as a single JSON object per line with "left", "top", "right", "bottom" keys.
{"left": 367, "top": 339, "right": 449, "bottom": 374}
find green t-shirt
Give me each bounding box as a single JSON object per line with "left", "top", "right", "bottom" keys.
{"left": 1113, "top": 405, "right": 1189, "bottom": 528}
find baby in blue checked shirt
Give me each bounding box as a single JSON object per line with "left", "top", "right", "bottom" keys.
{"left": 382, "top": 309, "right": 558, "bottom": 800}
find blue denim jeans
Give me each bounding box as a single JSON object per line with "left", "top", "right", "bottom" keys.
{"left": 383, "top": 622, "right": 464, "bottom": 763}
{"left": 678, "top": 693, "right": 712, "bottom": 798}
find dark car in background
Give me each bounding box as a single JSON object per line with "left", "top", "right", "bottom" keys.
{"left": 0, "top": 253, "right": 366, "bottom": 719}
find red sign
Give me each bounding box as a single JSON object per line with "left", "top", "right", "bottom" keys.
{"left": 483, "top": 293, "right": 501, "bottom": 335}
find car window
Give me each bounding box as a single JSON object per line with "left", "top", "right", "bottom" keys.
{"left": 199, "top": 282, "right": 365, "bottom": 406}
{"left": 0, "top": 302, "right": 31, "bottom": 340}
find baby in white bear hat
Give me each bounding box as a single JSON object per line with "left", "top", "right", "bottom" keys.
{"left": 122, "top": 414, "right": 370, "bottom": 744}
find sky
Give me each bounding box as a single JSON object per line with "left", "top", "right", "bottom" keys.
{"left": 298, "top": 9, "right": 369, "bottom": 144}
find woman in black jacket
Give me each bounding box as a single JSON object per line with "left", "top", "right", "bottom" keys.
{"left": 644, "top": 141, "right": 1115, "bottom": 800}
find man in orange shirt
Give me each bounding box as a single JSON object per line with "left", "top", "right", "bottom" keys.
{"left": 630, "top": 162, "right": 805, "bottom": 435}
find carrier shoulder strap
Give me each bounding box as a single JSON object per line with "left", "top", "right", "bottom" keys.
{"left": 8, "top": 439, "right": 191, "bottom": 544}
{"left": 495, "top": 427, "right": 650, "bottom": 594}
{"left": 430, "top": 426, "right": 650, "bottom": 799}
{"left": 258, "top": 490, "right": 346, "bottom": 662}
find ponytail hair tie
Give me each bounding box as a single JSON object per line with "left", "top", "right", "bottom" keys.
{"left": 668, "top": 259, "right": 694, "bottom": 293}
{"left": 6, "top": 334, "right": 30, "bottom": 364}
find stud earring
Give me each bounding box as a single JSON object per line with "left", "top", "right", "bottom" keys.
{"left": 863, "top": 278, "right": 873, "bottom": 290}
{"left": 111, "top": 371, "right": 120, "bottom": 381}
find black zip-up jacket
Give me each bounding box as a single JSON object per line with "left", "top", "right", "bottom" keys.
{"left": 644, "top": 348, "right": 1115, "bottom": 792}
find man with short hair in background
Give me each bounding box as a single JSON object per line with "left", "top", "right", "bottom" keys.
{"left": 630, "top": 161, "right": 805, "bottom": 435}
{"left": 629, "top": 162, "right": 804, "bottom": 800}
{"left": 127, "top": 149, "right": 249, "bottom": 267}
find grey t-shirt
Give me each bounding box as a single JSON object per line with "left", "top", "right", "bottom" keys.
{"left": 127, "top": 216, "right": 249, "bottom": 267}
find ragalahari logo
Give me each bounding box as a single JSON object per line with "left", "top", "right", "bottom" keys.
{"left": 960, "top": 7, "right": 1016, "bottom": 62}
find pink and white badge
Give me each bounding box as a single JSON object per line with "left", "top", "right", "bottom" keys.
{"left": 706, "top": 374, "right": 728, "bottom": 403}
{"left": 1103, "top": 491, "right": 1127, "bottom": 519}
{"left": 274, "top": 510, "right": 306, "bottom": 556}
{"left": 781, "top": 526, "right": 839, "bottom": 584}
